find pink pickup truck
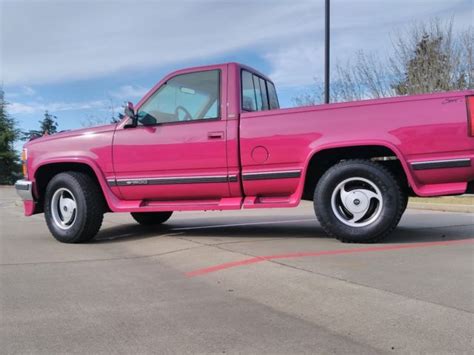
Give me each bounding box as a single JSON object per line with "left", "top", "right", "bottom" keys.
{"left": 15, "top": 63, "right": 474, "bottom": 243}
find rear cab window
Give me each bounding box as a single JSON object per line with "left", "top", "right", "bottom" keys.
{"left": 241, "top": 69, "right": 279, "bottom": 112}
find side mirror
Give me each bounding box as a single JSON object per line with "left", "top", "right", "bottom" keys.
{"left": 124, "top": 102, "right": 138, "bottom": 128}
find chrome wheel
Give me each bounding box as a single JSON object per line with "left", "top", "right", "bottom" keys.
{"left": 51, "top": 188, "right": 77, "bottom": 230}
{"left": 330, "top": 177, "right": 383, "bottom": 227}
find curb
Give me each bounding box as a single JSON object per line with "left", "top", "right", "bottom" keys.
{"left": 407, "top": 201, "right": 474, "bottom": 213}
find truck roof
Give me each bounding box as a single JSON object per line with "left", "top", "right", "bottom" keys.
{"left": 166, "top": 62, "right": 273, "bottom": 83}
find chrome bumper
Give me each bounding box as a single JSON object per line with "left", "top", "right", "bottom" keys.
{"left": 15, "top": 180, "right": 33, "bottom": 201}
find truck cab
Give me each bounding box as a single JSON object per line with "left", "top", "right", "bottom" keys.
{"left": 110, "top": 63, "right": 304, "bottom": 210}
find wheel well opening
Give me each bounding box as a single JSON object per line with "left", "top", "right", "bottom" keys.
{"left": 34, "top": 163, "right": 108, "bottom": 212}
{"left": 302, "top": 145, "right": 410, "bottom": 201}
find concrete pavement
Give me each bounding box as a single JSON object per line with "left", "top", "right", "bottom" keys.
{"left": 1, "top": 186, "right": 473, "bottom": 354}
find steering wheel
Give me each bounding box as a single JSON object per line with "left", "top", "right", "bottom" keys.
{"left": 175, "top": 106, "right": 193, "bottom": 121}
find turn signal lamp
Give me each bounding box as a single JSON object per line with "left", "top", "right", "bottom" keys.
{"left": 468, "top": 96, "right": 474, "bottom": 137}
{"left": 21, "top": 148, "right": 28, "bottom": 178}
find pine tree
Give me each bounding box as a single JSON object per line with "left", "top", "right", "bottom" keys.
{"left": 40, "top": 110, "right": 58, "bottom": 135}
{"left": 22, "top": 110, "right": 59, "bottom": 140}
{"left": 0, "top": 89, "right": 21, "bottom": 184}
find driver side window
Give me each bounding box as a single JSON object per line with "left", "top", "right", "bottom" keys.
{"left": 137, "top": 70, "right": 220, "bottom": 125}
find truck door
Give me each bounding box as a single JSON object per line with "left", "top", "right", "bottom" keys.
{"left": 112, "top": 68, "right": 231, "bottom": 201}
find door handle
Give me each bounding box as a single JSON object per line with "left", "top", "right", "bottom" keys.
{"left": 208, "top": 131, "right": 224, "bottom": 139}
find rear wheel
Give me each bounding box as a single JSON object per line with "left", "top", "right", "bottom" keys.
{"left": 44, "top": 172, "right": 104, "bottom": 243}
{"left": 398, "top": 189, "right": 409, "bottom": 222}
{"left": 314, "top": 160, "right": 406, "bottom": 243}
{"left": 131, "top": 212, "right": 173, "bottom": 226}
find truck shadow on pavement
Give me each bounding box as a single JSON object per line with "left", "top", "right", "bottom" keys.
{"left": 93, "top": 221, "right": 328, "bottom": 243}
{"left": 92, "top": 217, "right": 473, "bottom": 245}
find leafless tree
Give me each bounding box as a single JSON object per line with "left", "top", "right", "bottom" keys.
{"left": 294, "top": 19, "right": 473, "bottom": 106}
{"left": 80, "top": 96, "right": 123, "bottom": 127}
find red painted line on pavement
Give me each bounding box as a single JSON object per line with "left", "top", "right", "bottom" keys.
{"left": 185, "top": 239, "right": 474, "bottom": 277}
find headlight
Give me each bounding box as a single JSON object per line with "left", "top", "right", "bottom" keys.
{"left": 21, "top": 148, "right": 28, "bottom": 178}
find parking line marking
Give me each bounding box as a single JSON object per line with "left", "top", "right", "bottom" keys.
{"left": 185, "top": 239, "right": 474, "bottom": 277}
{"left": 171, "top": 218, "right": 315, "bottom": 231}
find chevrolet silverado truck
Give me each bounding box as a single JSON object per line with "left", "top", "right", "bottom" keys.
{"left": 15, "top": 63, "right": 474, "bottom": 243}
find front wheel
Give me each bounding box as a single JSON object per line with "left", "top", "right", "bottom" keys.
{"left": 314, "top": 160, "right": 406, "bottom": 243}
{"left": 44, "top": 172, "right": 105, "bottom": 243}
{"left": 131, "top": 212, "right": 173, "bottom": 226}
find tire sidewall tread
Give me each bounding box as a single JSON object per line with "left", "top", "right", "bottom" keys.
{"left": 44, "top": 172, "right": 104, "bottom": 243}
{"left": 314, "top": 159, "right": 406, "bottom": 243}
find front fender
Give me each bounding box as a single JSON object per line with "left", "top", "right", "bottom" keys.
{"left": 30, "top": 157, "right": 120, "bottom": 214}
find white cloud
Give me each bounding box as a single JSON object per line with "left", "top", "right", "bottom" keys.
{"left": 266, "top": 0, "right": 473, "bottom": 88}
{"left": 109, "top": 85, "right": 149, "bottom": 100}
{"left": 8, "top": 102, "right": 38, "bottom": 115}
{"left": 9, "top": 100, "right": 108, "bottom": 114}
{"left": 5, "top": 86, "right": 37, "bottom": 99}
{"left": 265, "top": 42, "right": 322, "bottom": 88}
{"left": 1, "top": 0, "right": 472, "bottom": 90}
{"left": 1, "top": 0, "right": 316, "bottom": 85}
{"left": 21, "top": 86, "right": 36, "bottom": 96}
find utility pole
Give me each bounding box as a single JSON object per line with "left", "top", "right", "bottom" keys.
{"left": 324, "top": 0, "right": 330, "bottom": 104}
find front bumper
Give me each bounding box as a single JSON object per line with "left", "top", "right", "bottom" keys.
{"left": 15, "top": 180, "right": 33, "bottom": 201}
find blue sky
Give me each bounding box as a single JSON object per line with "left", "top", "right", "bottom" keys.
{"left": 1, "top": 0, "right": 472, "bottom": 142}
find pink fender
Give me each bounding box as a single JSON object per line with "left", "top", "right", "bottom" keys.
{"left": 302, "top": 140, "right": 413, "bottom": 193}
{"left": 32, "top": 157, "right": 121, "bottom": 212}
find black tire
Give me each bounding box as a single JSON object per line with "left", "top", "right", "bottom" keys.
{"left": 314, "top": 160, "right": 406, "bottom": 243}
{"left": 398, "top": 189, "right": 409, "bottom": 222}
{"left": 131, "top": 212, "right": 173, "bottom": 226}
{"left": 44, "top": 172, "right": 105, "bottom": 243}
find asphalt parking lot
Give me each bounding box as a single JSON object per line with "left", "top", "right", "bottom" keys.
{"left": 1, "top": 186, "right": 473, "bottom": 354}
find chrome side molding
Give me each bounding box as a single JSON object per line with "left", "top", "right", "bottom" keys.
{"left": 242, "top": 170, "right": 302, "bottom": 181}
{"left": 411, "top": 158, "right": 471, "bottom": 171}
{"left": 107, "top": 170, "right": 302, "bottom": 187}
{"left": 108, "top": 175, "right": 239, "bottom": 187}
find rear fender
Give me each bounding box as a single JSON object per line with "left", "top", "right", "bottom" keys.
{"left": 300, "top": 140, "right": 418, "bottom": 197}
